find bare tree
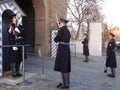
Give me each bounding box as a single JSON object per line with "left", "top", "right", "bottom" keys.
{"left": 67, "top": 0, "right": 105, "bottom": 39}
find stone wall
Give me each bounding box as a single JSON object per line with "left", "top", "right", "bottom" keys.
{"left": 33, "top": 0, "right": 68, "bottom": 56}
{"left": 70, "top": 23, "right": 103, "bottom": 57}
{"left": 50, "top": 0, "right": 67, "bottom": 27}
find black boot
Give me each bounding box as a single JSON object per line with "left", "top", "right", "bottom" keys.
{"left": 83, "top": 56, "right": 88, "bottom": 62}
{"left": 57, "top": 83, "right": 63, "bottom": 88}
{"left": 11, "top": 63, "right": 17, "bottom": 78}
{"left": 107, "top": 74, "right": 115, "bottom": 78}
{"left": 104, "top": 70, "right": 107, "bottom": 73}
{"left": 16, "top": 72, "right": 23, "bottom": 77}
{"left": 107, "top": 68, "right": 116, "bottom": 78}
{"left": 104, "top": 67, "right": 107, "bottom": 73}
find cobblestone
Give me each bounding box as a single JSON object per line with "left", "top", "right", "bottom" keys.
{"left": 0, "top": 53, "right": 120, "bottom": 90}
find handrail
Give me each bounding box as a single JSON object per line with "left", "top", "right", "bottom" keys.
{"left": 0, "top": 44, "right": 30, "bottom": 47}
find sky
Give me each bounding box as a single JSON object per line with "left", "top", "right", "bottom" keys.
{"left": 101, "top": 0, "right": 120, "bottom": 27}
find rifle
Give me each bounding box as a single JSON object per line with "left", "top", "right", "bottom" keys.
{"left": 55, "top": 13, "right": 60, "bottom": 29}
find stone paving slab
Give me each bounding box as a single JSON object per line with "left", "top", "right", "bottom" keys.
{"left": 0, "top": 72, "right": 37, "bottom": 86}
{"left": 0, "top": 54, "right": 120, "bottom": 90}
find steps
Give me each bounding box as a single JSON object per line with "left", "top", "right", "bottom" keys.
{"left": 3, "top": 70, "right": 12, "bottom": 77}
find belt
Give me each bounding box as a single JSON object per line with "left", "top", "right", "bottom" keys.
{"left": 59, "top": 42, "right": 69, "bottom": 45}
{"left": 16, "top": 36, "right": 23, "bottom": 40}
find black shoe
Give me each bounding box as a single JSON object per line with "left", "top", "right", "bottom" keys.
{"left": 104, "top": 70, "right": 107, "bottom": 73}
{"left": 59, "top": 85, "right": 69, "bottom": 89}
{"left": 12, "top": 74, "right": 17, "bottom": 78}
{"left": 107, "top": 74, "right": 115, "bottom": 78}
{"left": 57, "top": 83, "right": 63, "bottom": 88}
{"left": 16, "top": 73, "right": 23, "bottom": 77}
{"left": 83, "top": 60, "right": 88, "bottom": 62}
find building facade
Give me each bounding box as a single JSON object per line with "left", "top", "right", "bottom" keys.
{"left": 5, "top": 0, "right": 68, "bottom": 57}
{"left": 1, "top": 0, "right": 68, "bottom": 57}
{"left": 31, "top": 0, "right": 68, "bottom": 56}
{"left": 0, "top": 0, "right": 67, "bottom": 76}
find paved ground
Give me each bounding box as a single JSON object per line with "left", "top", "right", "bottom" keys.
{"left": 0, "top": 52, "right": 120, "bottom": 90}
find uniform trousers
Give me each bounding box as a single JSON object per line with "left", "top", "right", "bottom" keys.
{"left": 11, "top": 61, "right": 21, "bottom": 75}
{"left": 11, "top": 48, "right": 22, "bottom": 76}
{"left": 105, "top": 67, "right": 116, "bottom": 76}
{"left": 61, "top": 72, "right": 70, "bottom": 87}
{"left": 85, "top": 55, "right": 88, "bottom": 62}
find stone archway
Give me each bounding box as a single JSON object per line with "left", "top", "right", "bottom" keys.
{"left": 33, "top": 0, "right": 50, "bottom": 56}
{"left": 15, "top": 0, "right": 35, "bottom": 51}
{"left": 15, "top": 0, "right": 50, "bottom": 56}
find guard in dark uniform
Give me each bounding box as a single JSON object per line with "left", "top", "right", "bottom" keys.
{"left": 8, "top": 14, "right": 23, "bottom": 77}
{"left": 54, "top": 18, "right": 71, "bottom": 89}
{"left": 82, "top": 34, "right": 89, "bottom": 62}
{"left": 104, "top": 33, "right": 117, "bottom": 78}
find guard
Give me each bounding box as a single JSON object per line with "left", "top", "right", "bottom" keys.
{"left": 8, "top": 14, "right": 23, "bottom": 77}
{"left": 54, "top": 18, "right": 71, "bottom": 89}
{"left": 104, "top": 32, "right": 117, "bottom": 78}
{"left": 82, "top": 33, "right": 89, "bottom": 62}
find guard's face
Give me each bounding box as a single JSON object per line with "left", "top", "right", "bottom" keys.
{"left": 59, "top": 22, "right": 66, "bottom": 28}
{"left": 12, "top": 17, "right": 17, "bottom": 23}
{"left": 108, "top": 35, "right": 112, "bottom": 40}
{"left": 84, "top": 35, "right": 87, "bottom": 38}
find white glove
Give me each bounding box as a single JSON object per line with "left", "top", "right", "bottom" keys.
{"left": 12, "top": 47, "right": 18, "bottom": 51}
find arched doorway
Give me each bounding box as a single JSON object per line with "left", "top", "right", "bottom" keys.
{"left": 15, "top": 0, "right": 35, "bottom": 52}
{"left": 15, "top": 0, "right": 49, "bottom": 56}
{"left": 2, "top": 10, "right": 14, "bottom": 70}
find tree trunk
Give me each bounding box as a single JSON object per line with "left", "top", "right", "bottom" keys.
{"left": 75, "top": 24, "right": 81, "bottom": 39}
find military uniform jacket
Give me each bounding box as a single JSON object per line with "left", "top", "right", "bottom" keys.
{"left": 82, "top": 37, "right": 89, "bottom": 56}
{"left": 54, "top": 26, "right": 71, "bottom": 72}
{"left": 106, "top": 39, "right": 117, "bottom": 68}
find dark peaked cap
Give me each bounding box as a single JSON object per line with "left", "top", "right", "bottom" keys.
{"left": 11, "top": 14, "right": 17, "bottom": 19}
{"left": 60, "top": 18, "right": 69, "bottom": 23}
{"left": 110, "top": 32, "right": 115, "bottom": 37}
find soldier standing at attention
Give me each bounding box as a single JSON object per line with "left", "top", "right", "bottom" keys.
{"left": 54, "top": 18, "right": 71, "bottom": 89}
{"left": 8, "top": 14, "right": 23, "bottom": 78}
{"left": 104, "top": 33, "right": 117, "bottom": 78}
{"left": 82, "top": 34, "right": 89, "bottom": 62}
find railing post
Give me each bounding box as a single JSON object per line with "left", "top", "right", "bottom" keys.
{"left": 38, "top": 45, "right": 45, "bottom": 75}
{"left": 75, "top": 44, "right": 76, "bottom": 57}
{"left": 22, "top": 46, "right": 25, "bottom": 83}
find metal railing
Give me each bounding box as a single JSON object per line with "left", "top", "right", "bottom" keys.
{"left": 0, "top": 44, "right": 30, "bottom": 83}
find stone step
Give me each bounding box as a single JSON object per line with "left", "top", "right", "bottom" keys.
{"left": 3, "top": 70, "right": 12, "bottom": 77}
